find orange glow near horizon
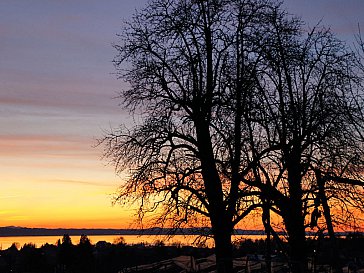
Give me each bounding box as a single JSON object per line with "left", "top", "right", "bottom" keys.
{"left": 0, "top": 135, "right": 136, "bottom": 229}
{"left": 0, "top": 132, "right": 266, "bottom": 230}
{"left": 0, "top": 180, "right": 136, "bottom": 229}
{"left": 1, "top": 132, "right": 363, "bottom": 231}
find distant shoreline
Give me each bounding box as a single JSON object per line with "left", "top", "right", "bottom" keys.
{"left": 0, "top": 226, "right": 267, "bottom": 237}
{"left": 0, "top": 226, "right": 358, "bottom": 237}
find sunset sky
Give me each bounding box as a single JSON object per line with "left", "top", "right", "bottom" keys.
{"left": 1, "top": 0, "right": 363, "bottom": 229}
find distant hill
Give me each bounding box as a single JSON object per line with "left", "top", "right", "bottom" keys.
{"left": 0, "top": 226, "right": 266, "bottom": 237}
{"left": 0, "top": 226, "right": 353, "bottom": 238}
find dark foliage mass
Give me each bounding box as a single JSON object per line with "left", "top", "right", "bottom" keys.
{"left": 0, "top": 234, "right": 213, "bottom": 273}
{"left": 2, "top": 234, "right": 364, "bottom": 273}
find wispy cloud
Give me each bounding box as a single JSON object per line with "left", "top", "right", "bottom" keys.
{"left": 0, "top": 195, "right": 23, "bottom": 200}
{"left": 50, "top": 178, "right": 116, "bottom": 187}
{"left": 0, "top": 134, "right": 98, "bottom": 158}
{"left": 0, "top": 72, "right": 122, "bottom": 116}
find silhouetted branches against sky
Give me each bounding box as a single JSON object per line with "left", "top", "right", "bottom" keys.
{"left": 101, "top": 0, "right": 364, "bottom": 272}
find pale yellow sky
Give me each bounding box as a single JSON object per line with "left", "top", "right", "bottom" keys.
{"left": 0, "top": 134, "right": 135, "bottom": 228}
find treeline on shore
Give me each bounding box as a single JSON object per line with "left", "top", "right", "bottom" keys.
{"left": 0, "top": 234, "right": 214, "bottom": 273}
{"left": 1, "top": 233, "right": 364, "bottom": 273}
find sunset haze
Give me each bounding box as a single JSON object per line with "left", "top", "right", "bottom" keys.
{"left": 1, "top": 0, "right": 363, "bottom": 229}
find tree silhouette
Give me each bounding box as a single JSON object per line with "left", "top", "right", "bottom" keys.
{"left": 243, "top": 11, "right": 364, "bottom": 272}
{"left": 102, "top": 0, "right": 364, "bottom": 272}
{"left": 58, "top": 234, "right": 75, "bottom": 272}
{"left": 18, "top": 243, "right": 44, "bottom": 273}
{"left": 76, "top": 235, "right": 94, "bottom": 273}
{"left": 103, "top": 1, "right": 276, "bottom": 271}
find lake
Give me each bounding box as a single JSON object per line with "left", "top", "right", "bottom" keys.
{"left": 0, "top": 234, "right": 267, "bottom": 250}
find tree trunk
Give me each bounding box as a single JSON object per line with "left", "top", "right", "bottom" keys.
{"left": 286, "top": 224, "right": 307, "bottom": 273}
{"left": 284, "top": 203, "right": 307, "bottom": 273}
{"left": 316, "top": 173, "right": 342, "bottom": 272}
{"left": 284, "top": 148, "right": 307, "bottom": 273}
{"left": 195, "top": 121, "right": 234, "bottom": 273}
{"left": 213, "top": 223, "right": 233, "bottom": 273}
{"left": 263, "top": 201, "right": 272, "bottom": 273}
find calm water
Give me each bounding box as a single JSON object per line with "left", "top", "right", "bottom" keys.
{"left": 0, "top": 234, "right": 266, "bottom": 250}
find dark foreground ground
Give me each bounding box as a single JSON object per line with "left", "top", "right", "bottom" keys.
{"left": 1, "top": 233, "right": 364, "bottom": 273}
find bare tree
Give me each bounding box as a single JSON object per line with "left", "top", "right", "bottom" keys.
{"left": 244, "top": 9, "right": 364, "bottom": 272}
{"left": 102, "top": 1, "right": 276, "bottom": 272}
{"left": 102, "top": 0, "right": 364, "bottom": 272}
